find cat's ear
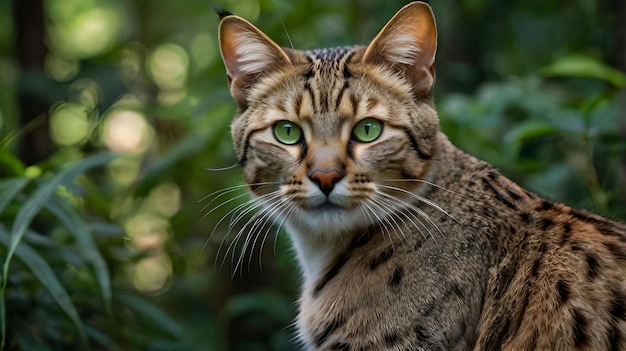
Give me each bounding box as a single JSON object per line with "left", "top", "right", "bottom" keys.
{"left": 219, "top": 15, "right": 292, "bottom": 108}
{"left": 363, "top": 2, "right": 437, "bottom": 97}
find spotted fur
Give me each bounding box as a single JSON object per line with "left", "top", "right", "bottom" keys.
{"left": 216, "top": 2, "right": 626, "bottom": 350}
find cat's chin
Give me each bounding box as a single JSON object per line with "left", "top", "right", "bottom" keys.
{"left": 288, "top": 203, "right": 373, "bottom": 239}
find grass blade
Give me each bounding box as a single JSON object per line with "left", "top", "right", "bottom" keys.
{"left": 3, "top": 153, "right": 117, "bottom": 282}
{"left": 0, "top": 225, "right": 86, "bottom": 346}
{"left": 45, "top": 196, "right": 112, "bottom": 314}
{"left": 0, "top": 153, "right": 116, "bottom": 350}
{"left": 0, "top": 178, "right": 29, "bottom": 349}
{"left": 115, "top": 292, "right": 184, "bottom": 338}
{"left": 0, "top": 178, "right": 29, "bottom": 215}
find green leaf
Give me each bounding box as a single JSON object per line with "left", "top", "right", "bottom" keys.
{"left": 84, "top": 324, "right": 119, "bottom": 350}
{"left": 541, "top": 55, "right": 626, "bottom": 87}
{"left": 0, "top": 153, "right": 116, "bottom": 349}
{"left": 44, "top": 196, "right": 112, "bottom": 314}
{"left": 115, "top": 292, "right": 184, "bottom": 338}
{"left": 0, "top": 225, "right": 86, "bottom": 346}
{"left": 0, "top": 178, "right": 29, "bottom": 349}
{"left": 0, "top": 178, "right": 29, "bottom": 215}
{"left": 504, "top": 121, "right": 560, "bottom": 144}
{"left": 0, "top": 152, "right": 26, "bottom": 177}
{"left": 3, "top": 153, "right": 117, "bottom": 282}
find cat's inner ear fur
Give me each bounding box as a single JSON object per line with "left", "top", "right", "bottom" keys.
{"left": 218, "top": 15, "right": 292, "bottom": 109}
{"left": 363, "top": 2, "right": 437, "bottom": 97}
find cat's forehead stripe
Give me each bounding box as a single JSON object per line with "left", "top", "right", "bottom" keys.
{"left": 298, "top": 47, "right": 358, "bottom": 114}
{"left": 306, "top": 46, "right": 355, "bottom": 63}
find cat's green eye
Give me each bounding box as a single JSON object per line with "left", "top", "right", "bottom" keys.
{"left": 274, "top": 120, "right": 303, "bottom": 145}
{"left": 352, "top": 118, "right": 382, "bottom": 143}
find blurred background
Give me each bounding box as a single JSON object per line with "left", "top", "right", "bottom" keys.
{"left": 0, "top": 0, "right": 624, "bottom": 349}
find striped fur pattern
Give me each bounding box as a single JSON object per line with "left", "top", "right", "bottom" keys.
{"left": 216, "top": 2, "right": 626, "bottom": 350}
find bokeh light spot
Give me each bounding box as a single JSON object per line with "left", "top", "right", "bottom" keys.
{"left": 151, "top": 182, "right": 182, "bottom": 218}
{"left": 48, "top": 5, "right": 124, "bottom": 59}
{"left": 44, "top": 53, "right": 80, "bottom": 82}
{"left": 50, "top": 102, "right": 93, "bottom": 146}
{"left": 125, "top": 213, "right": 172, "bottom": 294}
{"left": 103, "top": 109, "right": 153, "bottom": 155}
{"left": 147, "top": 43, "right": 189, "bottom": 90}
{"left": 69, "top": 78, "right": 102, "bottom": 108}
{"left": 108, "top": 156, "right": 141, "bottom": 187}
{"left": 120, "top": 42, "right": 144, "bottom": 80}
{"left": 132, "top": 253, "right": 172, "bottom": 294}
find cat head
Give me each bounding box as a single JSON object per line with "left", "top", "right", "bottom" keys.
{"left": 217, "top": 2, "right": 439, "bottom": 238}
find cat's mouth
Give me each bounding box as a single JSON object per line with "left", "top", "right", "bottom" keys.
{"left": 306, "top": 198, "right": 345, "bottom": 212}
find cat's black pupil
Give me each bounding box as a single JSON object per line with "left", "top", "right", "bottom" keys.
{"left": 364, "top": 124, "right": 371, "bottom": 135}
{"left": 285, "top": 125, "right": 292, "bottom": 135}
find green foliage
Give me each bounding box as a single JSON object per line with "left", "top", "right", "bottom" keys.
{"left": 439, "top": 69, "right": 625, "bottom": 217}
{"left": 0, "top": 0, "right": 624, "bottom": 350}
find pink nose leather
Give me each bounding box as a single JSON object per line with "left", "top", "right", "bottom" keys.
{"left": 309, "top": 170, "right": 343, "bottom": 196}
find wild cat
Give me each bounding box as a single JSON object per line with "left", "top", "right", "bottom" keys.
{"left": 214, "top": 2, "right": 626, "bottom": 350}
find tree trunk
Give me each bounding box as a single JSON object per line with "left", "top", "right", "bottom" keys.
{"left": 14, "top": 0, "right": 55, "bottom": 166}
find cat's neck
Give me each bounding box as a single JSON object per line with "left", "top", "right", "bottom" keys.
{"left": 285, "top": 219, "right": 356, "bottom": 286}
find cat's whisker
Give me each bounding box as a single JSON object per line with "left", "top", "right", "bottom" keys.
{"left": 269, "top": 198, "right": 300, "bottom": 257}
{"left": 235, "top": 215, "right": 266, "bottom": 276}
{"left": 212, "top": 191, "right": 281, "bottom": 271}
{"left": 376, "top": 193, "right": 435, "bottom": 244}
{"left": 378, "top": 184, "right": 460, "bottom": 225}
{"left": 228, "top": 191, "right": 290, "bottom": 276}
{"left": 374, "top": 193, "right": 427, "bottom": 240}
{"left": 209, "top": 187, "right": 292, "bottom": 276}
{"left": 198, "top": 186, "right": 247, "bottom": 217}
{"left": 359, "top": 202, "right": 396, "bottom": 251}
{"left": 208, "top": 192, "right": 271, "bottom": 242}
{"left": 244, "top": 198, "right": 291, "bottom": 275}
{"left": 224, "top": 201, "right": 276, "bottom": 256}
{"left": 356, "top": 202, "right": 377, "bottom": 231}
{"left": 227, "top": 191, "right": 283, "bottom": 232}
{"left": 197, "top": 187, "right": 268, "bottom": 255}
{"left": 198, "top": 181, "right": 279, "bottom": 207}
{"left": 370, "top": 195, "right": 411, "bottom": 241}
{"left": 199, "top": 182, "right": 279, "bottom": 226}
{"left": 198, "top": 182, "right": 250, "bottom": 205}
{"left": 223, "top": 210, "right": 262, "bottom": 274}
{"left": 200, "top": 191, "right": 250, "bottom": 225}
{"left": 375, "top": 191, "right": 440, "bottom": 242}
{"left": 252, "top": 198, "right": 296, "bottom": 274}
{"left": 271, "top": 204, "right": 298, "bottom": 257}
{"left": 204, "top": 163, "right": 240, "bottom": 172}
{"left": 281, "top": 19, "right": 294, "bottom": 50}
{"left": 204, "top": 195, "right": 263, "bottom": 258}
{"left": 361, "top": 200, "right": 389, "bottom": 233}
{"left": 362, "top": 198, "right": 397, "bottom": 245}
{"left": 378, "top": 178, "right": 466, "bottom": 199}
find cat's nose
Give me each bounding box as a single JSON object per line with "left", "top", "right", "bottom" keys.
{"left": 308, "top": 170, "right": 343, "bottom": 196}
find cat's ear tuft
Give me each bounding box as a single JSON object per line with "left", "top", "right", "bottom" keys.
{"left": 219, "top": 16, "right": 291, "bottom": 108}
{"left": 211, "top": 5, "right": 233, "bottom": 20}
{"left": 363, "top": 2, "right": 437, "bottom": 97}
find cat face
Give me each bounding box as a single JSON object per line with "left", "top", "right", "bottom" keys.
{"left": 218, "top": 2, "right": 439, "bottom": 238}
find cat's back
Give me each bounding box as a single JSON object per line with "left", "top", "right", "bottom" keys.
{"left": 474, "top": 188, "right": 626, "bottom": 350}
{"left": 433, "top": 139, "right": 626, "bottom": 350}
